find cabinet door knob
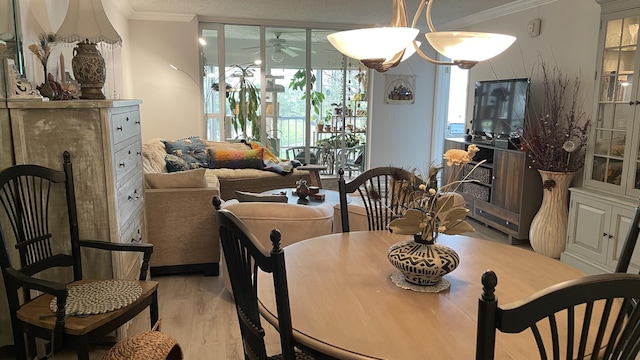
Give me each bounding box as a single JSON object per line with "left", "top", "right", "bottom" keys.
{"left": 116, "top": 126, "right": 123, "bottom": 131}
{"left": 608, "top": 234, "right": 614, "bottom": 239}
{"left": 603, "top": 233, "right": 608, "bottom": 237}
{"left": 119, "top": 162, "right": 125, "bottom": 167}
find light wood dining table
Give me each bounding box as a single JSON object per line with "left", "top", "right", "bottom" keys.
{"left": 257, "top": 231, "right": 585, "bottom": 360}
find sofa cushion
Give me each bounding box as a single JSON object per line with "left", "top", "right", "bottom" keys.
{"left": 146, "top": 168, "right": 208, "bottom": 189}
{"left": 163, "top": 137, "right": 208, "bottom": 169}
{"left": 208, "top": 147, "right": 265, "bottom": 170}
{"left": 165, "top": 154, "right": 191, "bottom": 172}
{"left": 142, "top": 140, "right": 168, "bottom": 174}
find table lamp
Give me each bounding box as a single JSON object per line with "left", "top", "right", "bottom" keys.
{"left": 56, "top": 0, "right": 121, "bottom": 99}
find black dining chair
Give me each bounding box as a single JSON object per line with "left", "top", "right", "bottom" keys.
{"left": 338, "top": 166, "right": 421, "bottom": 232}
{"left": 476, "top": 270, "right": 640, "bottom": 360}
{"left": 216, "top": 205, "right": 319, "bottom": 360}
{"left": 0, "top": 151, "right": 158, "bottom": 360}
{"left": 615, "top": 203, "right": 640, "bottom": 274}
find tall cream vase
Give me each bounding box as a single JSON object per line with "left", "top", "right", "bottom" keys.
{"left": 529, "top": 170, "right": 576, "bottom": 259}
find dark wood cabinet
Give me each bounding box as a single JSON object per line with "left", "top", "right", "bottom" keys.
{"left": 444, "top": 138, "right": 542, "bottom": 243}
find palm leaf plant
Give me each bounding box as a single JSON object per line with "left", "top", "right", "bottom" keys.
{"left": 228, "top": 64, "right": 261, "bottom": 140}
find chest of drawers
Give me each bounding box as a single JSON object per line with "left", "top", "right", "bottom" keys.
{"left": 7, "top": 99, "right": 146, "bottom": 281}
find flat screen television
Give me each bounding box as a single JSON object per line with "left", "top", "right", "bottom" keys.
{"left": 471, "top": 78, "right": 530, "bottom": 138}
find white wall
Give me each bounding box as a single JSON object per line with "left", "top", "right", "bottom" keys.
{"left": 463, "top": 0, "right": 601, "bottom": 129}
{"left": 367, "top": 54, "right": 437, "bottom": 171}
{"left": 129, "top": 17, "right": 202, "bottom": 141}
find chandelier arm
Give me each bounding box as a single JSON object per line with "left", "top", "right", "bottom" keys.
{"left": 411, "top": 0, "right": 428, "bottom": 30}
{"left": 425, "top": 0, "right": 437, "bottom": 33}
{"left": 411, "top": 41, "right": 477, "bottom": 69}
{"left": 391, "top": 0, "right": 409, "bottom": 27}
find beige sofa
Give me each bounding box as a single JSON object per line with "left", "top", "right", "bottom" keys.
{"left": 141, "top": 138, "right": 312, "bottom": 276}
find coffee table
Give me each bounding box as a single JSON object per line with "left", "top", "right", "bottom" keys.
{"left": 260, "top": 188, "right": 347, "bottom": 206}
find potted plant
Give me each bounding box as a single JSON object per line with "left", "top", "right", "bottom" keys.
{"left": 228, "top": 64, "right": 260, "bottom": 140}
{"left": 289, "top": 69, "right": 325, "bottom": 121}
{"left": 331, "top": 102, "right": 343, "bottom": 115}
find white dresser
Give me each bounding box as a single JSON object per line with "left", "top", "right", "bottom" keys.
{"left": 7, "top": 99, "right": 146, "bottom": 281}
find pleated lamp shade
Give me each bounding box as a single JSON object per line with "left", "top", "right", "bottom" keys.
{"left": 56, "top": 0, "right": 121, "bottom": 99}
{"left": 56, "top": 0, "right": 122, "bottom": 46}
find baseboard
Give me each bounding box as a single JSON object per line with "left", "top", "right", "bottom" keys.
{"left": 151, "top": 263, "right": 219, "bottom": 277}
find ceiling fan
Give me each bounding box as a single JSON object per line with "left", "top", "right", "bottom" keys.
{"left": 245, "top": 32, "right": 304, "bottom": 62}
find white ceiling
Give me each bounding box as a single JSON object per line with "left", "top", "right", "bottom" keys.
{"left": 123, "top": 0, "right": 524, "bottom": 28}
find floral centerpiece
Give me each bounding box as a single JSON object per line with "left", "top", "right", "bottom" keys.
{"left": 386, "top": 145, "right": 485, "bottom": 291}
{"left": 387, "top": 144, "right": 483, "bottom": 242}
{"left": 514, "top": 62, "right": 591, "bottom": 258}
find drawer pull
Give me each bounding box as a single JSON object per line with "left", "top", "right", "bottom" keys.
{"left": 119, "top": 162, "right": 125, "bottom": 167}
{"left": 126, "top": 117, "right": 130, "bottom": 122}
{"left": 131, "top": 230, "right": 143, "bottom": 243}
{"left": 135, "top": 120, "right": 141, "bottom": 125}
{"left": 137, "top": 151, "right": 141, "bottom": 156}
{"left": 128, "top": 190, "right": 141, "bottom": 201}
{"left": 116, "top": 126, "right": 123, "bottom": 131}
{"left": 505, "top": 221, "right": 510, "bottom": 225}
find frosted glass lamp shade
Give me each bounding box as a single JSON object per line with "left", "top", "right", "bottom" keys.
{"left": 327, "top": 27, "right": 419, "bottom": 60}
{"left": 425, "top": 32, "right": 515, "bottom": 62}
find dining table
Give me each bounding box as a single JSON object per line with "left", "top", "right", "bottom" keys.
{"left": 257, "top": 231, "right": 586, "bottom": 360}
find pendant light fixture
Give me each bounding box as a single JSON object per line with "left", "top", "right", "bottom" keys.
{"left": 327, "top": 0, "right": 516, "bottom": 72}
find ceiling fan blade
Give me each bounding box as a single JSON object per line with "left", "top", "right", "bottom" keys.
{"left": 282, "top": 48, "right": 299, "bottom": 57}
{"left": 288, "top": 46, "right": 304, "bottom": 51}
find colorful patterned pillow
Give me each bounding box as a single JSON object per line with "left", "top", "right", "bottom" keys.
{"left": 165, "top": 154, "right": 190, "bottom": 172}
{"left": 162, "top": 136, "right": 208, "bottom": 169}
{"left": 208, "top": 148, "right": 265, "bottom": 169}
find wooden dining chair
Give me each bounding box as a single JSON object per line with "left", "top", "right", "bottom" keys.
{"left": 338, "top": 166, "right": 421, "bottom": 232}
{"left": 476, "top": 270, "right": 640, "bottom": 360}
{"left": 0, "top": 151, "right": 159, "bottom": 360}
{"left": 615, "top": 203, "right": 640, "bottom": 274}
{"left": 216, "top": 206, "right": 319, "bottom": 360}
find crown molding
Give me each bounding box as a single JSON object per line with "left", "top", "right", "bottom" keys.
{"left": 439, "top": 0, "right": 560, "bottom": 30}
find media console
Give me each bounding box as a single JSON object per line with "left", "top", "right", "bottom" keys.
{"left": 443, "top": 138, "right": 542, "bottom": 243}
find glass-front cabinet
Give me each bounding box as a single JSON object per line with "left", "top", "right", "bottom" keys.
{"left": 563, "top": 2, "right": 640, "bottom": 275}
{"left": 585, "top": 10, "right": 640, "bottom": 198}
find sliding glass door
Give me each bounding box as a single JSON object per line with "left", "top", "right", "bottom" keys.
{"left": 200, "top": 22, "right": 369, "bottom": 175}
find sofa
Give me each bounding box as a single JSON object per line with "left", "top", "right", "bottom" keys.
{"left": 141, "top": 137, "right": 313, "bottom": 275}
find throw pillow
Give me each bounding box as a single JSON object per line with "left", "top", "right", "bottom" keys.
{"left": 145, "top": 169, "right": 208, "bottom": 189}
{"left": 165, "top": 154, "right": 190, "bottom": 172}
{"left": 204, "top": 140, "right": 251, "bottom": 151}
{"left": 208, "top": 148, "right": 265, "bottom": 170}
{"left": 162, "top": 136, "right": 208, "bottom": 169}
{"left": 247, "top": 141, "right": 280, "bottom": 163}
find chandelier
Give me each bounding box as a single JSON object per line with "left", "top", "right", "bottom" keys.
{"left": 327, "top": 0, "right": 516, "bottom": 72}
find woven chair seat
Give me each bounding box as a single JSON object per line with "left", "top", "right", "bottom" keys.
{"left": 102, "top": 330, "right": 182, "bottom": 360}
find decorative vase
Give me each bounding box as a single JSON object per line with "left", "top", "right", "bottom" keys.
{"left": 295, "top": 180, "right": 310, "bottom": 199}
{"left": 387, "top": 234, "right": 460, "bottom": 286}
{"left": 529, "top": 170, "right": 576, "bottom": 259}
{"left": 72, "top": 40, "right": 106, "bottom": 100}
